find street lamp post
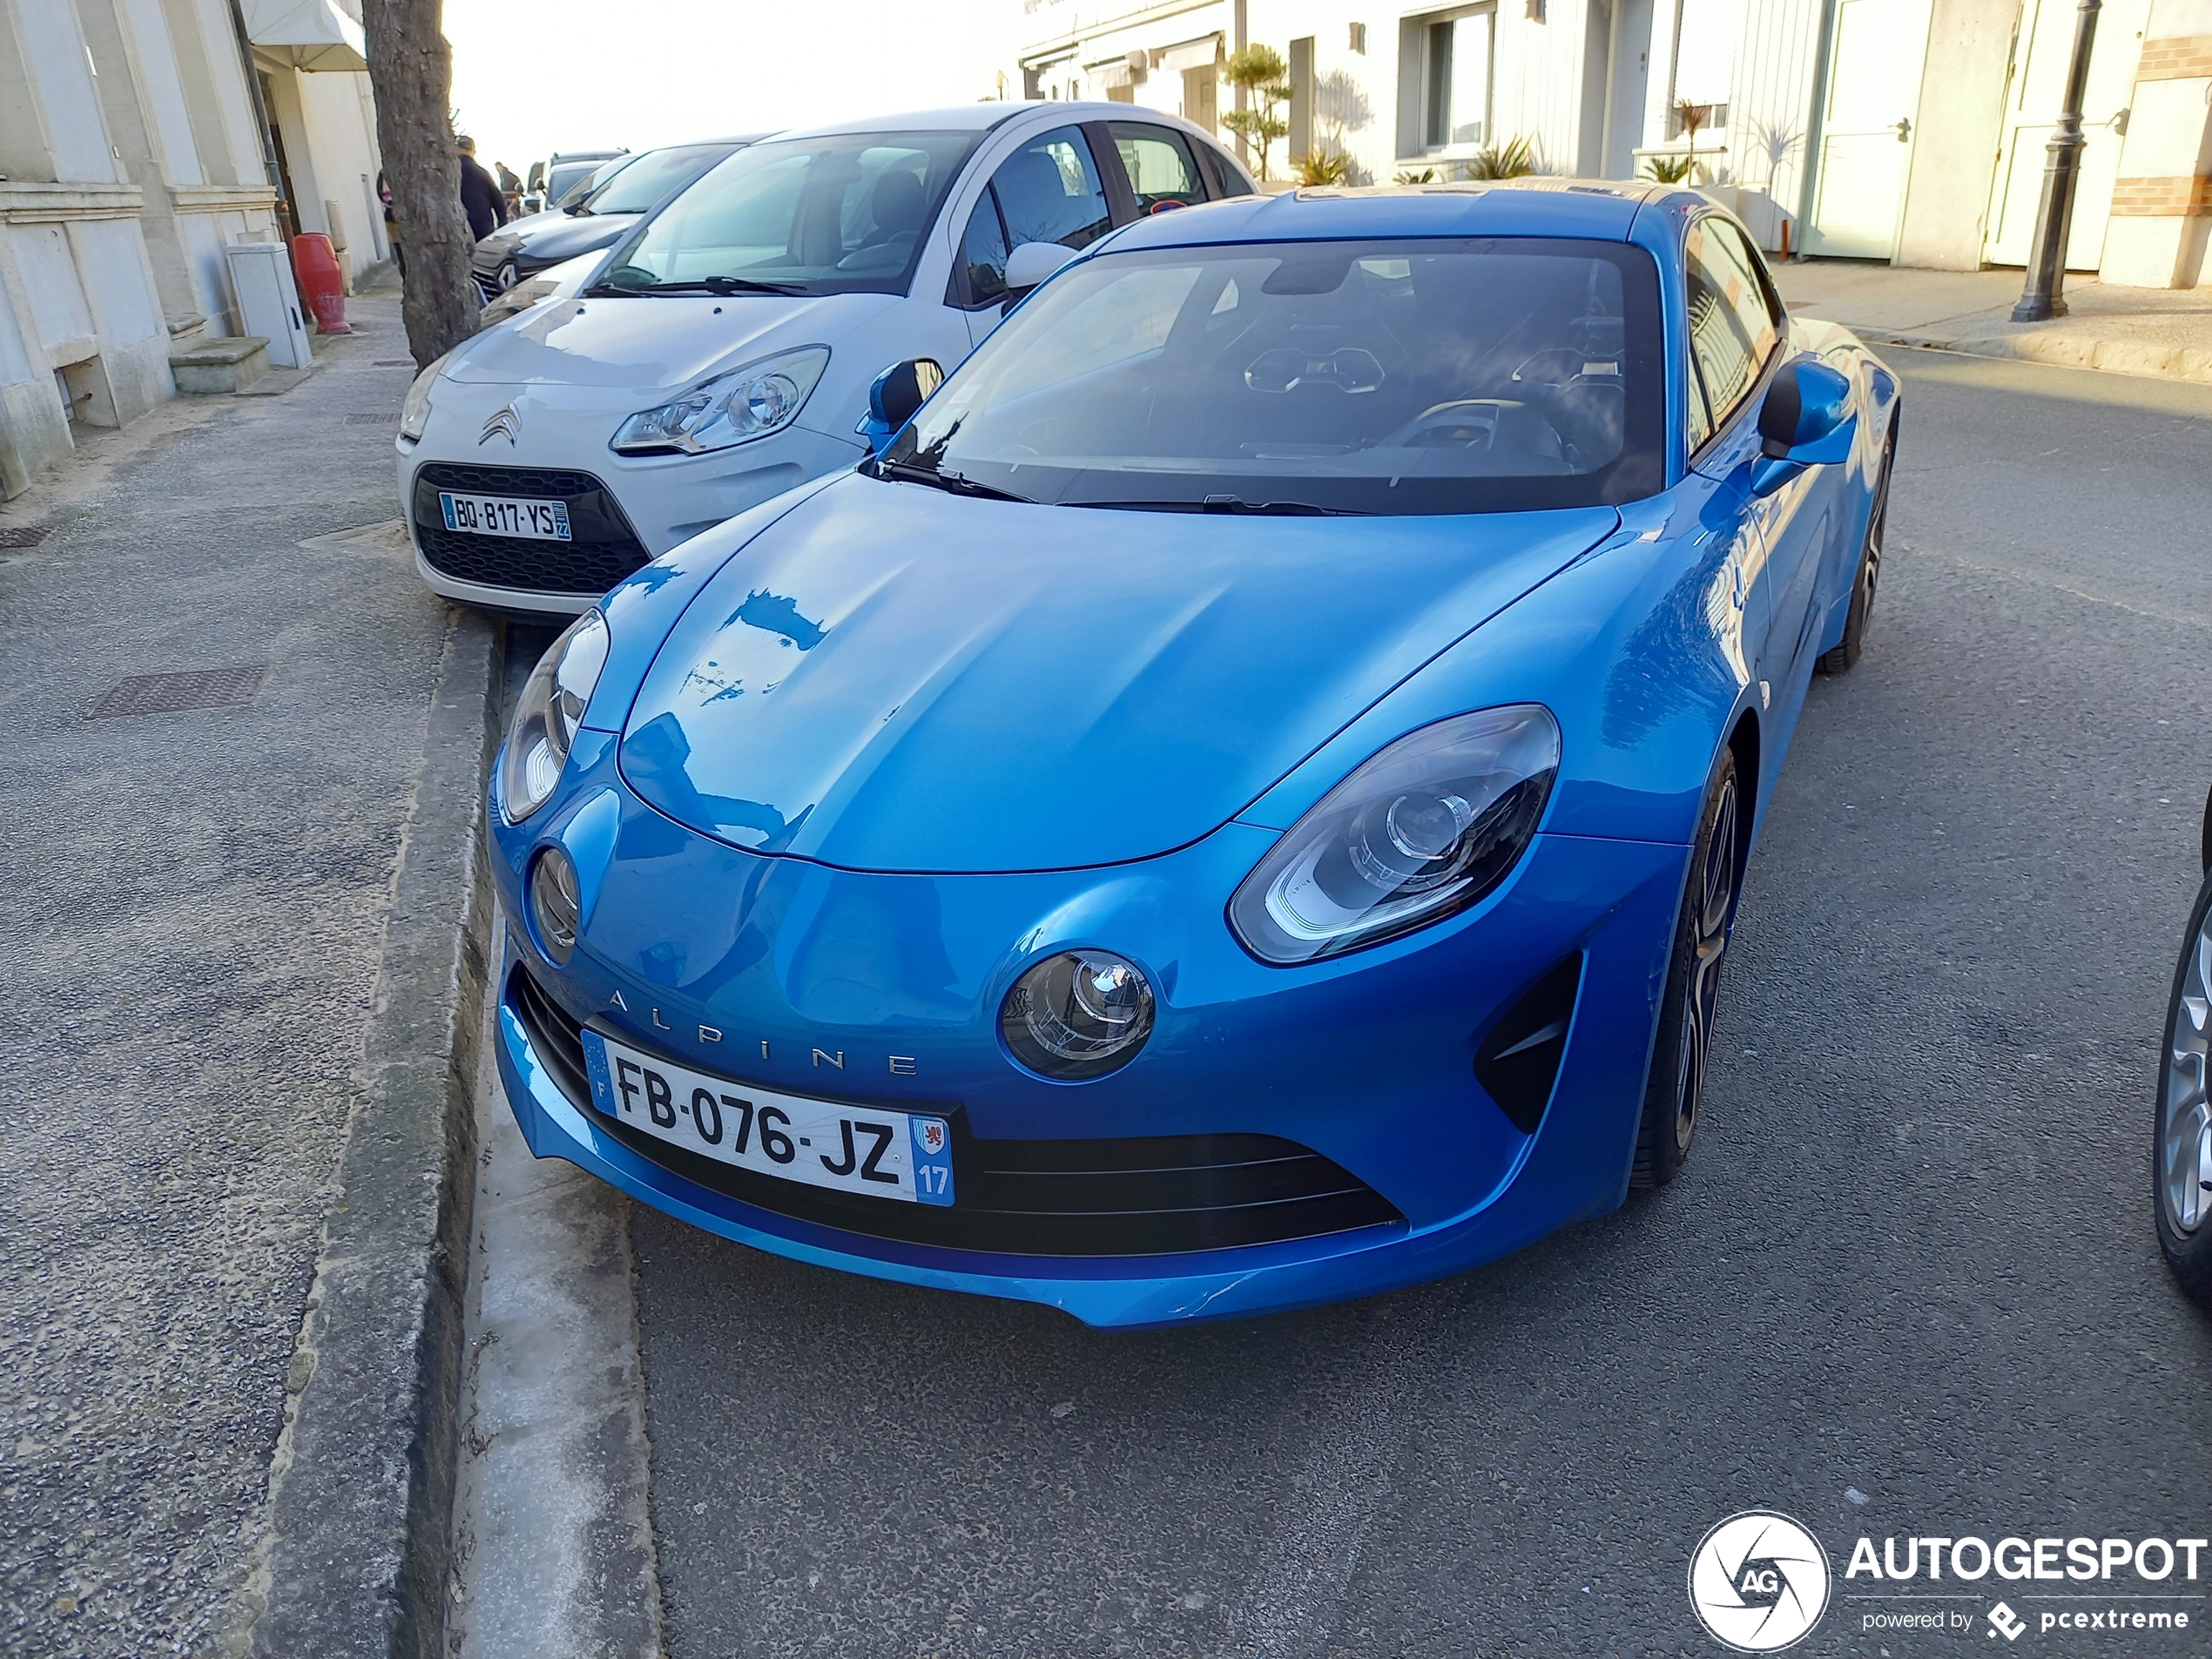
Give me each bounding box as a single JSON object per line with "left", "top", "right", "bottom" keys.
{"left": 2013, "top": 0, "right": 2103, "bottom": 321}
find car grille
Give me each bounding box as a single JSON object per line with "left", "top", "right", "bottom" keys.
{"left": 506, "top": 962, "right": 1404, "bottom": 1258}
{"left": 412, "top": 462, "right": 652, "bottom": 595}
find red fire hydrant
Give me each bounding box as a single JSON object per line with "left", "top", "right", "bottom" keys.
{"left": 290, "top": 233, "right": 349, "bottom": 334}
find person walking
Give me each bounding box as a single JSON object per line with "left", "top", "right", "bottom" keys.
{"left": 456, "top": 136, "right": 508, "bottom": 242}
{"left": 377, "top": 169, "right": 402, "bottom": 279}
{"left": 495, "top": 160, "right": 523, "bottom": 220}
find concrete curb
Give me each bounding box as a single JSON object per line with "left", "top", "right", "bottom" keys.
{"left": 232, "top": 610, "right": 506, "bottom": 1659}
{"left": 1844, "top": 322, "right": 2212, "bottom": 388}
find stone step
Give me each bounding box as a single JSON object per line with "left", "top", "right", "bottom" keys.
{"left": 170, "top": 335, "right": 270, "bottom": 395}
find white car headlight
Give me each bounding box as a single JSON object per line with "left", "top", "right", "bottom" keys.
{"left": 610, "top": 347, "right": 829, "bottom": 456}
{"left": 1229, "top": 705, "right": 1561, "bottom": 965}
{"left": 502, "top": 610, "right": 610, "bottom": 822}
{"left": 399, "top": 349, "right": 452, "bottom": 442}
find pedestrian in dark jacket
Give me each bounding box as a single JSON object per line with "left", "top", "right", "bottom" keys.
{"left": 456, "top": 136, "right": 507, "bottom": 241}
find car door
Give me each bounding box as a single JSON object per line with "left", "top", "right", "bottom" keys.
{"left": 948, "top": 123, "right": 1116, "bottom": 347}
{"left": 1697, "top": 218, "right": 1849, "bottom": 732}
{"left": 1683, "top": 217, "right": 1797, "bottom": 715}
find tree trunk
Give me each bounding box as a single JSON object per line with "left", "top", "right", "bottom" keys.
{"left": 359, "top": 0, "right": 475, "bottom": 368}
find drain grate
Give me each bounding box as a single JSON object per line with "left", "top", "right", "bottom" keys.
{"left": 91, "top": 665, "right": 267, "bottom": 718}
{"left": 0, "top": 525, "right": 50, "bottom": 549}
{"left": 345, "top": 412, "right": 399, "bottom": 426}
{"left": 373, "top": 359, "right": 415, "bottom": 368}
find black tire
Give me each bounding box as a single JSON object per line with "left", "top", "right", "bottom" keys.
{"left": 1817, "top": 417, "right": 1896, "bottom": 676}
{"left": 2154, "top": 869, "right": 2212, "bottom": 1306}
{"left": 1632, "top": 747, "right": 1743, "bottom": 1189}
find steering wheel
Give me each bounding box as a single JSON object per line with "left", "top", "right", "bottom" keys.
{"left": 1379, "top": 399, "right": 1522, "bottom": 449}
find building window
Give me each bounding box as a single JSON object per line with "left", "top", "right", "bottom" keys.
{"left": 1420, "top": 8, "right": 1494, "bottom": 152}
{"left": 1669, "top": 0, "right": 1744, "bottom": 134}
{"left": 1349, "top": 21, "right": 1367, "bottom": 53}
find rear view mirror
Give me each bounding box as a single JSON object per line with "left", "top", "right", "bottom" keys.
{"left": 1003, "top": 241, "right": 1079, "bottom": 299}
{"left": 858, "top": 357, "right": 944, "bottom": 454}
{"left": 1750, "top": 359, "right": 1857, "bottom": 496}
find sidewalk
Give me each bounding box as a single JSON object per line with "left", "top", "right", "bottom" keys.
{"left": 0, "top": 282, "right": 496, "bottom": 1659}
{"left": 1773, "top": 260, "right": 2212, "bottom": 386}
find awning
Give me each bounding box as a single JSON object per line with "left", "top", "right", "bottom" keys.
{"left": 1160, "top": 35, "right": 1223, "bottom": 73}
{"left": 242, "top": 0, "right": 368, "bottom": 71}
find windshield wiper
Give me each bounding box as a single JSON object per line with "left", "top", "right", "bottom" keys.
{"left": 873, "top": 458, "right": 1035, "bottom": 504}
{"left": 583, "top": 275, "right": 806, "bottom": 298}
{"left": 1068, "top": 494, "right": 1370, "bottom": 516}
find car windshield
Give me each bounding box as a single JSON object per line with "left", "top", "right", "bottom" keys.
{"left": 549, "top": 162, "right": 610, "bottom": 207}
{"left": 581, "top": 145, "right": 726, "bottom": 215}
{"left": 604, "top": 130, "right": 981, "bottom": 297}
{"left": 884, "top": 237, "right": 1667, "bottom": 515}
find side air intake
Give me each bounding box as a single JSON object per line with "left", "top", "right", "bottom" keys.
{"left": 1474, "top": 954, "right": 1584, "bottom": 1135}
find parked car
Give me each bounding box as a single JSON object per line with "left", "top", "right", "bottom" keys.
{"left": 483, "top": 182, "right": 1901, "bottom": 1327}
{"left": 471, "top": 138, "right": 767, "bottom": 303}
{"left": 2155, "top": 784, "right": 2212, "bottom": 1304}
{"left": 396, "top": 103, "right": 1251, "bottom": 617}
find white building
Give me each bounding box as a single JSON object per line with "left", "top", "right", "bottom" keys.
{"left": 0, "top": 0, "right": 388, "bottom": 498}
{"left": 1012, "top": 0, "right": 2212, "bottom": 287}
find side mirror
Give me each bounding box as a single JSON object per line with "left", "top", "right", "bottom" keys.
{"left": 858, "top": 357, "right": 944, "bottom": 454}
{"left": 1750, "top": 358, "right": 1857, "bottom": 496}
{"left": 1003, "top": 240, "right": 1079, "bottom": 299}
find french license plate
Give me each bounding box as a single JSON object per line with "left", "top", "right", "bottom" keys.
{"left": 580, "top": 1031, "right": 954, "bottom": 1205}
{"left": 437, "top": 490, "right": 571, "bottom": 541}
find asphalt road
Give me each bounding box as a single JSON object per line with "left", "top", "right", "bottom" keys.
{"left": 617, "top": 350, "right": 2212, "bottom": 1657}
{"left": 0, "top": 291, "right": 450, "bottom": 1658}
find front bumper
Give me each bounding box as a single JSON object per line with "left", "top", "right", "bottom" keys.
{"left": 396, "top": 381, "right": 867, "bottom": 606}
{"left": 490, "top": 752, "right": 1689, "bottom": 1327}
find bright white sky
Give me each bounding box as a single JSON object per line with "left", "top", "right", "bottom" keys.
{"left": 444, "top": 0, "right": 1023, "bottom": 177}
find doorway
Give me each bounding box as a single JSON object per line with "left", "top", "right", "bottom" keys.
{"left": 1983, "top": 0, "right": 2148, "bottom": 267}
{"left": 1600, "top": 0, "right": 1654, "bottom": 179}
{"left": 1804, "top": 0, "right": 1932, "bottom": 258}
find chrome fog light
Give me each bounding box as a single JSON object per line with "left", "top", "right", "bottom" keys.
{"left": 1001, "top": 950, "right": 1155, "bottom": 1081}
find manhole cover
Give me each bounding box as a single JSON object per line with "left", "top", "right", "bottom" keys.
{"left": 0, "top": 525, "right": 49, "bottom": 549}
{"left": 373, "top": 359, "right": 415, "bottom": 368}
{"left": 91, "top": 666, "right": 267, "bottom": 718}
{"left": 344, "top": 412, "right": 398, "bottom": 425}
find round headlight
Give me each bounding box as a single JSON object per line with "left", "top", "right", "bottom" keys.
{"left": 1000, "top": 950, "right": 1155, "bottom": 1082}
{"left": 502, "top": 609, "right": 610, "bottom": 822}
{"left": 530, "top": 845, "right": 581, "bottom": 963}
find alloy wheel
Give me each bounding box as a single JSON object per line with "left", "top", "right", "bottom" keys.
{"left": 1673, "top": 775, "right": 1740, "bottom": 1152}
{"left": 2161, "top": 912, "right": 2212, "bottom": 1234}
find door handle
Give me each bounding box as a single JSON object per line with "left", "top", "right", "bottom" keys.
{"left": 1895, "top": 117, "right": 1912, "bottom": 142}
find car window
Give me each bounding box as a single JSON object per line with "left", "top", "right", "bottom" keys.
{"left": 1707, "top": 218, "right": 1784, "bottom": 334}
{"left": 583, "top": 145, "right": 724, "bottom": 216}
{"left": 606, "top": 130, "right": 980, "bottom": 297}
{"left": 990, "top": 125, "right": 1112, "bottom": 253}
{"left": 1684, "top": 219, "right": 1779, "bottom": 439}
{"left": 1204, "top": 143, "right": 1255, "bottom": 197}
{"left": 887, "top": 236, "right": 1667, "bottom": 516}
{"left": 1110, "top": 124, "right": 1205, "bottom": 212}
{"left": 955, "top": 189, "right": 1012, "bottom": 307}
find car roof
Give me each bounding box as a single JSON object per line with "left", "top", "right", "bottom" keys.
{"left": 768, "top": 100, "right": 1168, "bottom": 140}
{"left": 1104, "top": 178, "right": 1702, "bottom": 251}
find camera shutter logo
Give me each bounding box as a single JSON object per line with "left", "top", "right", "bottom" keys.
{"left": 1688, "top": 1510, "right": 1832, "bottom": 1652}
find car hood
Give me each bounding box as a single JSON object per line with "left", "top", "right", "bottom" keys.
{"left": 501, "top": 212, "right": 637, "bottom": 266}
{"left": 617, "top": 475, "right": 1621, "bottom": 873}
{"left": 444, "top": 291, "right": 898, "bottom": 390}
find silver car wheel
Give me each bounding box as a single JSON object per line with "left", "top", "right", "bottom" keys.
{"left": 2162, "top": 914, "right": 2212, "bottom": 1234}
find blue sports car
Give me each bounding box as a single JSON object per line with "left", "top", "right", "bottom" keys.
{"left": 489, "top": 181, "right": 1899, "bottom": 1328}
